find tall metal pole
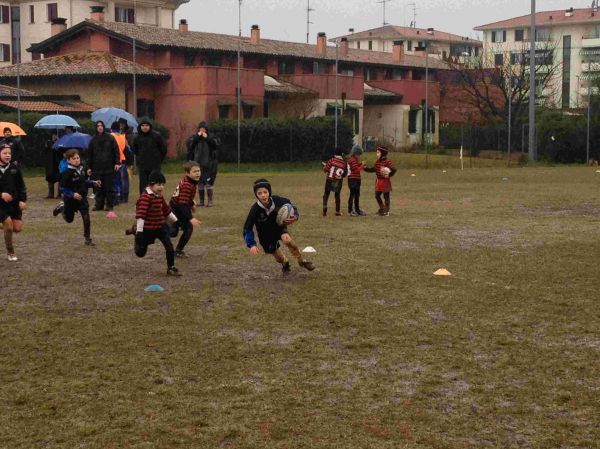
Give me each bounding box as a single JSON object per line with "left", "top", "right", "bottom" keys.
{"left": 528, "top": 0, "right": 536, "bottom": 161}
{"left": 507, "top": 62, "right": 512, "bottom": 166}
{"left": 132, "top": 0, "right": 137, "bottom": 117}
{"left": 587, "top": 60, "right": 591, "bottom": 164}
{"left": 334, "top": 40, "right": 339, "bottom": 147}
{"left": 237, "top": 0, "right": 242, "bottom": 170}
{"left": 425, "top": 45, "right": 429, "bottom": 168}
{"left": 16, "top": 35, "right": 21, "bottom": 126}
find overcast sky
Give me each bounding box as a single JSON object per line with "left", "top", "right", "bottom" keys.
{"left": 175, "top": 0, "right": 594, "bottom": 42}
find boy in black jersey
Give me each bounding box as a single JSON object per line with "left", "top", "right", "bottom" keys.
{"left": 243, "top": 178, "right": 315, "bottom": 273}
{"left": 0, "top": 144, "right": 26, "bottom": 261}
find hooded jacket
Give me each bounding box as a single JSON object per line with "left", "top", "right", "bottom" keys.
{"left": 88, "top": 122, "right": 120, "bottom": 175}
{"left": 186, "top": 122, "right": 218, "bottom": 182}
{"left": 133, "top": 119, "right": 167, "bottom": 171}
{"left": 0, "top": 136, "right": 25, "bottom": 165}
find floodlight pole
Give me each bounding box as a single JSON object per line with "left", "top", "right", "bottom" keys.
{"left": 425, "top": 44, "right": 429, "bottom": 168}
{"left": 335, "top": 39, "right": 339, "bottom": 147}
{"left": 16, "top": 35, "right": 21, "bottom": 126}
{"left": 528, "top": 0, "right": 536, "bottom": 161}
{"left": 133, "top": 0, "right": 137, "bottom": 117}
{"left": 587, "top": 60, "right": 591, "bottom": 164}
{"left": 507, "top": 61, "right": 512, "bottom": 166}
{"left": 237, "top": 0, "right": 242, "bottom": 170}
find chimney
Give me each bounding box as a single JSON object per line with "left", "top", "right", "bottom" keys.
{"left": 427, "top": 27, "right": 434, "bottom": 34}
{"left": 339, "top": 37, "right": 349, "bottom": 56}
{"left": 392, "top": 40, "right": 404, "bottom": 62}
{"left": 348, "top": 28, "right": 355, "bottom": 33}
{"left": 251, "top": 24, "right": 260, "bottom": 44}
{"left": 179, "top": 19, "right": 188, "bottom": 32}
{"left": 51, "top": 17, "right": 67, "bottom": 36}
{"left": 316, "top": 32, "right": 327, "bottom": 55}
{"left": 90, "top": 5, "right": 105, "bottom": 22}
{"left": 565, "top": 7, "right": 574, "bottom": 17}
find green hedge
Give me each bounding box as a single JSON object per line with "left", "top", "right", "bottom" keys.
{"left": 0, "top": 112, "right": 170, "bottom": 167}
{"left": 208, "top": 117, "right": 354, "bottom": 163}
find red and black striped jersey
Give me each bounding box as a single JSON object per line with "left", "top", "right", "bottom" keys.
{"left": 347, "top": 155, "right": 365, "bottom": 179}
{"left": 374, "top": 158, "right": 396, "bottom": 179}
{"left": 323, "top": 156, "right": 347, "bottom": 181}
{"left": 136, "top": 190, "right": 172, "bottom": 229}
{"left": 170, "top": 176, "right": 197, "bottom": 207}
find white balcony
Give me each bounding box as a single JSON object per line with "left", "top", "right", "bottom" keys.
{"left": 582, "top": 37, "right": 600, "bottom": 48}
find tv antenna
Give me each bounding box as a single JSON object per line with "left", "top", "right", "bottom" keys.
{"left": 377, "top": 0, "right": 397, "bottom": 26}
{"left": 408, "top": 2, "right": 417, "bottom": 28}
{"left": 306, "top": 0, "right": 315, "bottom": 43}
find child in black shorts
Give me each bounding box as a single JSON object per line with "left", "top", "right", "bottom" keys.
{"left": 243, "top": 178, "right": 315, "bottom": 273}
{"left": 0, "top": 144, "right": 26, "bottom": 261}
{"left": 53, "top": 149, "right": 101, "bottom": 245}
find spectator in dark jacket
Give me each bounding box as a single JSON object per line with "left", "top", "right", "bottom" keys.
{"left": 133, "top": 118, "right": 167, "bottom": 194}
{"left": 186, "top": 121, "right": 218, "bottom": 206}
{"left": 0, "top": 128, "right": 25, "bottom": 166}
{"left": 87, "top": 120, "right": 120, "bottom": 211}
{"left": 44, "top": 132, "right": 61, "bottom": 199}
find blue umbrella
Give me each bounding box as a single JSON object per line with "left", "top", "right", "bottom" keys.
{"left": 92, "top": 107, "right": 138, "bottom": 130}
{"left": 34, "top": 114, "right": 81, "bottom": 130}
{"left": 53, "top": 132, "right": 92, "bottom": 151}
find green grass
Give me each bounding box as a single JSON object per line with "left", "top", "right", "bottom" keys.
{"left": 1, "top": 166, "right": 600, "bottom": 448}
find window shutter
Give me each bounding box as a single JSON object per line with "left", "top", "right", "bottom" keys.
{"left": 3, "top": 44, "right": 10, "bottom": 62}
{"left": 128, "top": 8, "right": 135, "bottom": 23}
{"left": 1, "top": 6, "right": 9, "bottom": 24}
{"left": 503, "top": 31, "right": 507, "bottom": 42}
{"left": 491, "top": 31, "right": 496, "bottom": 42}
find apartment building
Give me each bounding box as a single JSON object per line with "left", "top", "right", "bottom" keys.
{"left": 0, "top": 0, "right": 189, "bottom": 65}
{"left": 333, "top": 25, "right": 481, "bottom": 62}
{"left": 475, "top": 4, "right": 600, "bottom": 109}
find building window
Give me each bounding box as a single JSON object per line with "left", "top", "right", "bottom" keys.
{"left": 278, "top": 60, "right": 294, "bottom": 75}
{"left": 313, "top": 61, "right": 329, "bottom": 74}
{"left": 365, "top": 67, "right": 377, "bottom": 81}
{"left": 218, "top": 105, "right": 230, "bottom": 119}
{"left": 115, "top": 6, "right": 135, "bottom": 24}
{"left": 46, "top": 3, "right": 57, "bottom": 22}
{"left": 11, "top": 6, "right": 19, "bottom": 63}
{"left": 515, "top": 29, "right": 524, "bottom": 42}
{"left": 204, "top": 55, "right": 221, "bottom": 66}
{"left": 29, "top": 5, "right": 34, "bottom": 23}
{"left": 408, "top": 109, "right": 418, "bottom": 133}
{"left": 137, "top": 99, "right": 155, "bottom": 119}
{"left": 338, "top": 65, "right": 354, "bottom": 76}
{"left": 474, "top": 47, "right": 479, "bottom": 57}
{"left": 535, "top": 28, "right": 550, "bottom": 41}
{"left": 0, "top": 44, "right": 9, "bottom": 61}
{"left": 368, "top": 40, "right": 372, "bottom": 50}
{"left": 491, "top": 30, "right": 506, "bottom": 43}
{"left": 242, "top": 103, "right": 254, "bottom": 119}
{"left": 391, "top": 68, "right": 403, "bottom": 80}
{"left": 0, "top": 5, "right": 9, "bottom": 23}
{"left": 184, "top": 51, "right": 196, "bottom": 66}
{"left": 407, "top": 40, "right": 412, "bottom": 51}
{"left": 510, "top": 52, "right": 524, "bottom": 64}
{"left": 494, "top": 53, "right": 504, "bottom": 66}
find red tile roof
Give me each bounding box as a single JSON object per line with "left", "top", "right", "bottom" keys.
{"left": 28, "top": 19, "right": 450, "bottom": 70}
{"left": 475, "top": 7, "right": 600, "bottom": 30}
{"left": 0, "top": 100, "right": 96, "bottom": 113}
{"left": 334, "top": 25, "right": 481, "bottom": 46}
{"left": 0, "top": 84, "right": 37, "bottom": 97}
{"left": 0, "top": 51, "right": 169, "bottom": 79}
{"left": 264, "top": 76, "right": 317, "bottom": 96}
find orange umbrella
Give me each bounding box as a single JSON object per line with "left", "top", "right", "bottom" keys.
{"left": 0, "top": 122, "right": 26, "bottom": 136}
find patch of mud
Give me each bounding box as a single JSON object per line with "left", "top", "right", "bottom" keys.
{"left": 426, "top": 310, "right": 448, "bottom": 324}
{"left": 516, "top": 204, "right": 600, "bottom": 217}
{"left": 449, "top": 227, "right": 515, "bottom": 248}
{"left": 390, "top": 240, "right": 420, "bottom": 251}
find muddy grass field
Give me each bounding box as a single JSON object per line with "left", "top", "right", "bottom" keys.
{"left": 1, "top": 165, "right": 600, "bottom": 448}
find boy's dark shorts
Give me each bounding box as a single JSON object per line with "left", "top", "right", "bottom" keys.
{"left": 0, "top": 202, "right": 22, "bottom": 222}
{"left": 258, "top": 226, "right": 288, "bottom": 254}
{"left": 347, "top": 178, "right": 361, "bottom": 189}
{"left": 64, "top": 197, "right": 89, "bottom": 216}
{"left": 324, "top": 179, "right": 343, "bottom": 194}
{"left": 137, "top": 226, "right": 169, "bottom": 247}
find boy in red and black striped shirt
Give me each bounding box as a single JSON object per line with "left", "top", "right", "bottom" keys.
{"left": 127, "top": 170, "right": 182, "bottom": 276}
{"left": 322, "top": 147, "right": 348, "bottom": 216}
{"left": 169, "top": 161, "right": 202, "bottom": 257}
{"left": 347, "top": 144, "right": 366, "bottom": 216}
{"left": 364, "top": 146, "right": 397, "bottom": 216}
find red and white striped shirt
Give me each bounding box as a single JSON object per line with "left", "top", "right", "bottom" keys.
{"left": 170, "top": 176, "right": 197, "bottom": 207}
{"left": 136, "top": 189, "right": 172, "bottom": 229}
{"left": 374, "top": 158, "right": 396, "bottom": 179}
{"left": 347, "top": 155, "right": 365, "bottom": 180}
{"left": 323, "top": 156, "right": 347, "bottom": 181}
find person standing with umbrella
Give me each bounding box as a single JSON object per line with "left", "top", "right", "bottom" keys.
{"left": 186, "top": 121, "right": 219, "bottom": 207}
{"left": 87, "top": 121, "right": 120, "bottom": 211}
{"left": 0, "top": 127, "right": 25, "bottom": 166}
{"left": 44, "top": 132, "right": 60, "bottom": 199}
{"left": 133, "top": 118, "right": 167, "bottom": 194}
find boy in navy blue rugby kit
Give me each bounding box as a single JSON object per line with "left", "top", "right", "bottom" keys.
{"left": 169, "top": 161, "right": 202, "bottom": 257}
{"left": 0, "top": 144, "right": 26, "bottom": 261}
{"left": 126, "top": 170, "right": 182, "bottom": 276}
{"left": 53, "top": 149, "right": 101, "bottom": 246}
{"left": 243, "top": 178, "right": 315, "bottom": 273}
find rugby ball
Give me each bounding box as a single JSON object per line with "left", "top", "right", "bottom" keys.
{"left": 381, "top": 166, "right": 391, "bottom": 177}
{"left": 276, "top": 203, "right": 295, "bottom": 226}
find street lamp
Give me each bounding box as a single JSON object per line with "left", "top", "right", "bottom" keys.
{"left": 237, "top": 0, "right": 242, "bottom": 170}
{"left": 528, "top": 0, "right": 536, "bottom": 161}
{"left": 335, "top": 39, "right": 339, "bottom": 147}
{"left": 586, "top": 60, "right": 592, "bottom": 164}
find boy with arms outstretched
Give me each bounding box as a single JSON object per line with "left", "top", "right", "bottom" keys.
{"left": 243, "top": 179, "right": 315, "bottom": 273}
{"left": 127, "top": 170, "right": 182, "bottom": 276}
{"left": 169, "top": 161, "right": 202, "bottom": 257}
{"left": 0, "top": 144, "right": 26, "bottom": 261}
{"left": 54, "top": 149, "right": 101, "bottom": 246}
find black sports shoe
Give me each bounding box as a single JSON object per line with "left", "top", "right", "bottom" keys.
{"left": 84, "top": 238, "right": 95, "bottom": 246}
{"left": 282, "top": 261, "right": 291, "bottom": 273}
{"left": 175, "top": 250, "right": 187, "bottom": 258}
{"left": 125, "top": 224, "right": 136, "bottom": 236}
{"left": 299, "top": 260, "right": 315, "bottom": 271}
{"left": 52, "top": 202, "right": 64, "bottom": 217}
{"left": 167, "top": 267, "right": 182, "bottom": 276}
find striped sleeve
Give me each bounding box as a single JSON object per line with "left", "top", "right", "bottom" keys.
{"left": 135, "top": 194, "right": 151, "bottom": 220}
